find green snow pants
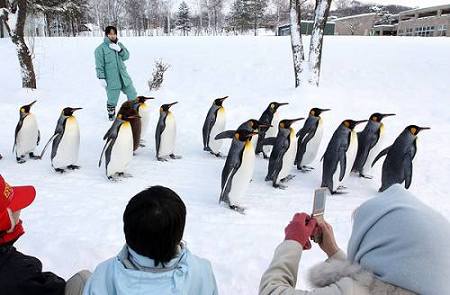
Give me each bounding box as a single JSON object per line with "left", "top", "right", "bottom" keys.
{"left": 106, "top": 82, "right": 137, "bottom": 107}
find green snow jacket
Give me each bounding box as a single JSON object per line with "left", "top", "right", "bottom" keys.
{"left": 95, "top": 38, "right": 133, "bottom": 90}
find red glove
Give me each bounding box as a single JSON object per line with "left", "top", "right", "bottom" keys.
{"left": 285, "top": 213, "right": 318, "bottom": 250}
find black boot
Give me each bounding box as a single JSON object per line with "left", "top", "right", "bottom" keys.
{"left": 107, "top": 105, "right": 116, "bottom": 121}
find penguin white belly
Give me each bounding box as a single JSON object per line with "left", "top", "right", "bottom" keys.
{"left": 139, "top": 105, "right": 151, "bottom": 138}
{"left": 344, "top": 131, "right": 358, "bottom": 182}
{"left": 228, "top": 141, "right": 256, "bottom": 206}
{"left": 16, "top": 114, "right": 39, "bottom": 156}
{"left": 251, "top": 134, "right": 258, "bottom": 151}
{"left": 159, "top": 114, "right": 176, "bottom": 157}
{"left": 107, "top": 123, "right": 133, "bottom": 176}
{"left": 52, "top": 117, "right": 80, "bottom": 168}
{"left": 277, "top": 130, "right": 297, "bottom": 183}
{"left": 208, "top": 108, "right": 226, "bottom": 154}
{"left": 362, "top": 128, "right": 385, "bottom": 174}
{"left": 264, "top": 113, "right": 279, "bottom": 156}
{"left": 301, "top": 120, "right": 323, "bottom": 166}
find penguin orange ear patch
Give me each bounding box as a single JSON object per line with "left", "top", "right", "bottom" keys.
{"left": 310, "top": 110, "right": 315, "bottom": 116}
{"left": 280, "top": 122, "right": 285, "bottom": 129}
{"left": 271, "top": 104, "right": 275, "bottom": 109}
{"left": 410, "top": 127, "right": 417, "bottom": 135}
{"left": 20, "top": 108, "right": 25, "bottom": 113}
{"left": 235, "top": 133, "right": 240, "bottom": 140}
{"left": 344, "top": 121, "right": 350, "bottom": 128}
{"left": 117, "top": 114, "right": 123, "bottom": 119}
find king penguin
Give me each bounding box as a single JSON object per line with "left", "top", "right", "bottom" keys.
{"left": 263, "top": 118, "right": 304, "bottom": 189}
{"left": 219, "top": 129, "right": 258, "bottom": 213}
{"left": 256, "top": 102, "right": 289, "bottom": 159}
{"left": 202, "top": 96, "right": 228, "bottom": 157}
{"left": 132, "top": 96, "right": 155, "bottom": 146}
{"left": 40, "top": 107, "right": 82, "bottom": 173}
{"left": 156, "top": 102, "right": 181, "bottom": 161}
{"left": 99, "top": 112, "right": 140, "bottom": 180}
{"left": 321, "top": 119, "right": 367, "bottom": 194}
{"left": 295, "top": 108, "right": 331, "bottom": 172}
{"left": 13, "top": 100, "right": 40, "bottom": 163}
{"left": 372, "top": 125, "right": 430, "bottom": 192}
{"left": 351, "top": 112, "right": 396, "bottom": 178}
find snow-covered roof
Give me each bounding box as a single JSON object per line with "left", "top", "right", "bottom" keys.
{"left": 334, "top": 12, "right": 377, "bottom": 21}
{"left": 399, "top": 4, "right": 450, "bottom": 16}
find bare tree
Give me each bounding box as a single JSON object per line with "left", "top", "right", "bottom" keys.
{"left": 334, "top": 0, "right": 350, "bottom": 10}
{"left": 289, "top": 0, "right": 305, "bottom": 87}
{"left": 0, "top": 0, "right": 37, "bottom": 88}
{"left": 308, "top": 0, "right": 332, "bottom": 85}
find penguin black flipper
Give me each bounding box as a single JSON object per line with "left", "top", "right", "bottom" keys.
{"left": 202, "top": 106, "right": 217, "bottom": 149}
{"left": 295, "top": 118, "right": 318, "bottom": 166}
{"left": 404, "top": 153, "right": 413, "bottom": 189}
{"left": 338, "top": 146, "right": 347, "bottom": 181}
{"left": 13, "top": 119, "right": 24, "bottom": 153}
{"left": 99, "top": 120, "right": 122, "bottom": 167}
{"left": 98, "top": 139, "right": 112, "bottom": 167}
{"left": 267, "top": 134, "right": 290, "bottom": 182}
{"left": 50, "top": 117, "right": 67, "bottom": 160}
{"left": 371, "top": 145, "right": 391, "bottom": 167}
{"left": 39, "top": 133, "right": 59, "bottom": 159}
{"left": 37, "top": 130, "right": 41, "bottom": 146}
{"left": 255, "top": 111, "right": 271, "bottom": 153}
{"left": 155, "top": 113, "right": 167, "bottom": 157}
{"left": 215, "top": 130, "right": 235, "bottom": 140}
{"left": 261, "top": 137, "right": 276, "bottom": 146}
{"left": 353, "top": 128, "right": 380, "bottom": 172}
{"left": 220, "top": 141, "right": 243, "bottom": 203}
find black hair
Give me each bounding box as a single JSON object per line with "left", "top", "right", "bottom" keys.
{"left": 105, "top": 26, "right": 118, "bottom": 36}
{"left": 123, "top": 186, "right": 186, "bottom": 266}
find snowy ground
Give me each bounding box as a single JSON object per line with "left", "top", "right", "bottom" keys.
{"left": 0, "top": 36, "right": 449, "bottom": 294}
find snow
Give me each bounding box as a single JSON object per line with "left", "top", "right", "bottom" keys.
{"left": 1, "top": 36, "right": 449, "bottom": 294}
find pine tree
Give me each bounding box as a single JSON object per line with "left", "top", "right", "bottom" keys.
{"left": 176, "top": 1, "right": 191, "bottom": 35}
{"left": 247, "top": 0, "right": 267, "bottom": 35}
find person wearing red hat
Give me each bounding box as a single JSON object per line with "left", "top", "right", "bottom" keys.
{"left": 0, "top": 175, "right": 90, "bottom": 295}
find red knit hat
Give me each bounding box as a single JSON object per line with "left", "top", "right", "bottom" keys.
{"left": 0, "top": 175, "right": 36, "bottom": 243}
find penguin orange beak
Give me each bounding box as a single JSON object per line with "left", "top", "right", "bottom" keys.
{"left": 278, "top": 102, "right": 289, "bottom": 107}
{"left": 72, "top": 107, "right": 83, "bottom": 111}
{"left": 290, "top": 117, "right": 305, "bottom": 123}
{"left": 320, "top": 108, "right": 331, "bottom": 112}
{"left": 219, "top": 96, "right": 229, "bottom": 101}
{"left": 417, "top": 126, "right": 431, "bottom": 132}
{"left": 29, "top": 100, "right": 37, "bottom": 107}
{"left": 168, "top": 101, "right": 178, "bottom": 107}
{"left": 381, "top": 113, "right": 395, "bottom": 118}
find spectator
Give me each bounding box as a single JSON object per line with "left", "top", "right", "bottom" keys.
{"left": 95, "top": 26, "right": 137, "bottom": 121}
{"left": 0, "top": 175, "right": 90, "bottom": 295}
{"left": 83, "top": 186, "right": 218, "bottom": 295}
{"left": 259, "top": 184, "right": 450, "bottom": 294}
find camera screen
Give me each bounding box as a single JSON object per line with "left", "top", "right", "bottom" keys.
{"left": 313, "top": 188, "right": 327, "bottom": 215}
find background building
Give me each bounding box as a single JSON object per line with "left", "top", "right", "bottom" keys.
{"left": 397, "top": 5, "right": 449, "bottom": 37}
{"left": 277, "top": 20, "right": 335, "bottom": 36}
{"left": 334, "top": 13, "right": 379, "bottom": 36}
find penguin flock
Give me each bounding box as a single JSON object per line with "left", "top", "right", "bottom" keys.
{"left": 8, "top": 99, "right": 429, "bottom": 214}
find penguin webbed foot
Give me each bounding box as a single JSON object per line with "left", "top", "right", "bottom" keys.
{"left": 157, "top": 156, "right": 168, "bottom": 162}
{"left": 298, "top": 166, "right": 314, "bottom": 172}
{"left": 170, "top": 154, "right": 182, "bottom": 160}
{"left": 67, "top": 165, "right": 80, "bottom": 170}
{"left": 118, "top": 172, "right": 132, "bottom": 178}
{"left": 16, "top": 156, "right": 26, "bottom": 164}
{"left": 281, "top": 175, "right": 295, "bottom": 183}
{"left": 229, "top": 205, "right": 246, "bottom": 214}
{"left": 204, "top": 146, "right": 212, "bottom": 152}
{"left": 210, "top": 151, "right": 224, "bottom": 158}
{"left": 273, "top": 183, "right": 287, "bottom": 190}
{"left": 359, "top": 173, "right": 373, "bottom": 179}
{"left": 29, "top": 152, "right": 40, "bottom": 160}
{"left": 55, "top": 168, "right": 65, "bottom": 174}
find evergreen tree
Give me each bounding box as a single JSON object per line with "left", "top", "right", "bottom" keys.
{"left": 176, "top": 1, "right": 191, "bottom": 35}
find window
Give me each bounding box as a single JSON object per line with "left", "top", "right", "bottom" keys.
{"left": 414, "top": 26, "right": 436, "bottom": 37}
{"left": 437, "top": 25, "right": 447, "bottom": 36}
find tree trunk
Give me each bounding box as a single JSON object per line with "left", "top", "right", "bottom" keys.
{"left": 308, "top": 0, "right": 332, "bottom": 86}
{"left": 290, "top": 0, "right": 305, "bottom": 87}
{"left": 1, "top": 0, "right": 37, "bottom": 89}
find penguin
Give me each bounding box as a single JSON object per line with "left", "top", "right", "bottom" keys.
{"left": 99, "top": 112, "right": 139, "bottom": 180}
{"left": 295, "top": 108, "right": 331, "bottom": 172}
{"left": 263, "top": 118, "right": 304, "bottom": 189}
{"left": 256, "top": 102, "right": 289, "bottom": 159}
{"left": 321, "top": 119, "right": 367, "bottom": 194}
{"left": 372, "top": 125, "right": 430, "bottom": 192}
{"left": 119, "top": 101, "right": 141, "bottom": 152}
{"left": 156, "top": 102, "right": 181, "bottom": 161}
{"left": 351, "top": 113, "right": 396, "bottom": 178}
{"left": 219, "top": 129, "right": 258, "bottom": 213}
{"left": 215, "top": 119, "right": 271, "bottom": 152}
{"left": 202, "top": 96, "right": 228, "bottom": 157}
{"left": 13, "top": 100, "right": 40, "bottom": 163}
{"left": 132, "top": 96, "right": 155, "bottom": 146}
{"left": 39, "top": 107, "right": 82, "bottom": 173}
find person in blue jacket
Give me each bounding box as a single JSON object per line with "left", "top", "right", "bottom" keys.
{"left": 83, "top": 186, "right": 218, "bottom": 295}
{"left": 95, "top": 26, "right": 137, "bottom": 121}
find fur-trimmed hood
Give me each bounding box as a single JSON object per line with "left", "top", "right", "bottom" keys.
{"left": 309, "top": 258, "right": 416, "bottom": 295}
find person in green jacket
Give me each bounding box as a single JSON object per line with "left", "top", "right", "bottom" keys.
{"left": 95, "top": 26, "right": 137, "bottom": 121}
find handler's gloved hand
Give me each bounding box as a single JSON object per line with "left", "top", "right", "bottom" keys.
{"left": 99, "top": 79, "right": 107, "bottom": 88}
{"left": 109, "top": 43, "right": 122, "bottom": 52}
{"left": 285, "top": 213, "right": 317, "bottom": 250}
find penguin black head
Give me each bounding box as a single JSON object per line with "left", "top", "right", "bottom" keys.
{"left": 62, "top": 107, "right": 82, "bottom": 117}
{"left": 279, "top": 118, "right": 304, "bottom": 129}
{"left": 136, "top": 96, "right": 155, "bottom": 104}
{"left": 20, "top": 100, "right": 37, "bottom": 115}
{"left": 342, "top": 119, "right": 368, "bottom": 130}
{"left": 160, "top": 102, "right": 178, "bottom": 112}
{"left": 406, "top": 125, "right": 430, "bottom": 136}
{"left": 268, "top": 102, "right": 289, "bottom": 113}
{"left": 310, "top": 108, "right": 331, "bottom": 117}
{"left": 214, "top": 96, "right": 228, "bottom": 106}
{"left": 234, "top": 129, "right": 258, "bottom": 141}
{"left": 370, "top": 113, "right": 396, "bottom": 123}
{"left": 246, "top": 119, "right": 271, "bottom": 131}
